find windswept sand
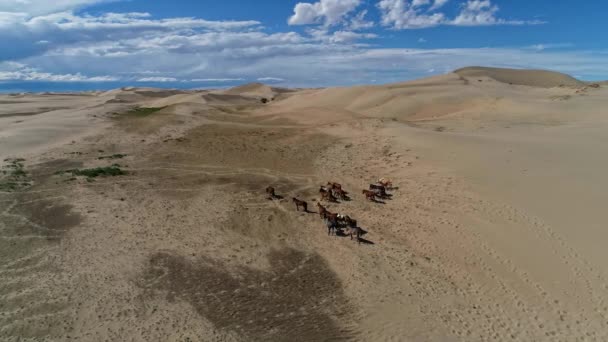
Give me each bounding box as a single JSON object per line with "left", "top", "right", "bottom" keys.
{"left": 1, "top": 67, "right": 608, "bottom": 341}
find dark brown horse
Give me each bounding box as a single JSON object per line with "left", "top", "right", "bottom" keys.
{"left": 369, "top": 184, "right": 388, "bottom": 198}
{"left": 292, "top": 198, "right": 308, "bottom": 212}
{"left": 323, "top": 211, "right": 338, "bottom": 222}
{"left": 327, "top": 182, "right": 344, "bottom": 191}
{"left": 317, "top": 202, "right": 328, "bottom": 219}
{"left": 333, "top": 188, "right": 349, "bottom": 200}
{"left": 362, "top": 189, "right": 376, "bottom": 201}
{"left": 320, "top": 188, "right": 338, "bottom": 202}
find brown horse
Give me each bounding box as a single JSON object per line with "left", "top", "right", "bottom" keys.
{"left": 344, "top": 215, "right": 357, "bottom": 228}
{"left": 317, "top": 202, "right": 329, "bottom": 218}
{"left": 292, "top": 198, "right": 308, "bottom": 212}
{"left": 323, "top": 211, "right": 338, "bottom": 222}
{"left": 362, "top": 189, "right": 376, "bottom": 201}
{"left": 319, "top": 187, "right": 338, "bottom": 202}
{"left": 369, "top": 184, "right": 388, "bottom": 198}
{"left": 333, "top": 188, "right": 349, "bottom": 200}
{"left": 327, "top": 182, "right": 343, "bottom": 191}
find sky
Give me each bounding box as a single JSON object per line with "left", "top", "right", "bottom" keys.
{"left": 1, "top": 0, "right": 607, "bottom": 92}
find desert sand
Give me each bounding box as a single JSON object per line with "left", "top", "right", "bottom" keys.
{"left": 1, "top": 67, "right": 608, "bottom": 341}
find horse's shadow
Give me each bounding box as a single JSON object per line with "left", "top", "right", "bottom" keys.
{"left": 335, "top": 227, "right": 375, "bottom": 245}
{"left": 268, "top": 194, "right": 285, "bottom": 200}
{"left": 357, "top": 237, "right": 375, "bottom": 245}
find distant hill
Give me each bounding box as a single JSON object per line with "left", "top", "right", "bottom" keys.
{"left": 223, "top": 83, "right": 292, "bottom": 100}
{"left": 454, "top": 66, "right": 585, "bottom": 88}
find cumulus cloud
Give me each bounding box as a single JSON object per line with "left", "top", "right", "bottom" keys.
{"left": 378, "top": 0, "right": 446, "bottom": 29}
{"left": 429, "top": 0, "right": 449, "bottom": 11}
{"left": 348, "top": 10, "right": 374, "bottom": 30}
{"left": 288, "top": 0, "right": 362, "bottom": 26}
{"left": 378, "top": 0, "right": 543, "bottom": 29}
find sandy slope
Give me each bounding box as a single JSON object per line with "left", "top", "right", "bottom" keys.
{"left": 1, "top": 69, "right": 608, "bottom": 341}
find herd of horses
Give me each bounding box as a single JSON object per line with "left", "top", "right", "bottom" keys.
{"left": 265, "top": 178, "right": 394, "bottom": 244}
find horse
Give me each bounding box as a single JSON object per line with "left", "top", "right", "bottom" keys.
{"left": 378, "top": 178, "right": 393, "bottom": 188}
{"left": 327, "top": 182, "right": 345, "bottom": 192}
{"left": 332, "top": 188, "right": 349, "bottom": 201}
{"left": 369, "top": 184, "right": 389, "bottom": 198}
{"left": 292, "top": 198, "right": 308, "bottom": 212}
{"left": 337, "top": 214, "right": 357, "bottom": 228}
{"left": 369, "top": 184, "right": 385, "bottom": 192}
{"left": 324, "top": 212, "right": 338, "bottom": 222}
{"left": 345, "top": 226, "right": 362, "bottom": 243}
{"left": 321, "top": 189, "right": 338, "bottom": 202}
{"left": 325, "top": 217, "right": 338, "bottom": 236}
{"left": 266, "top": 186, "right": 277, "bottom": 199}
{"left": 362, "top": 189, "right": 377, "bottom": 201}
{"left": 317, "top": 202, "right": 329, "bottom": 219}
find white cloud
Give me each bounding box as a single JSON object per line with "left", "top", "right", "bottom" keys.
{"left": 308, "top": 28, "right": 377, "bottom": 43}
{"left": 452, "top": 0, "right": 499, "bottom": 25}
{"left": 379, "top": 0, "right": 543, "bottom": 29}
{"left": 452, "top": 0, "right": 545, "bottom": 26}
{"left": 418, "top": 37, "right": 427, "bottom": 43}
{"left": 378, "top": 0, "right": 446, "bottom": 29}
{"left": 527, "top": 43, "right": 573, "bottom": 52}
{"left": 348, "top": 10, "right": 374, "bottom": 30}
{"left": 0, "top": 10, "right": 261, "bottom": 61}
{"left": 429, "top": 0, "right": 449, "bottom": 11}
{"left": 288, "top": 0, "right": 362, "bottom": 26}
{"left": 257, "top": 77, "right": 285, "bottom": 82}
{"left": 412, "top": 0, "right": 431, "bottom": 8}
{"left": 0, "top": 0, "right": 115, "bottom": 16}
{"left": 0, "top": 65, "right": 117, "bottom": 82}
{"left": 137, "top": 77, "right": 177, "bottom": 82}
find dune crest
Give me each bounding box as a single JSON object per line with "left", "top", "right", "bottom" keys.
{"left": 454, "top": 66, "right": 585, "bottom": 88}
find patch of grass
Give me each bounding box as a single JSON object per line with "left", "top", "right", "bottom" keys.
{"left": 0, "top": 182, "right": 18, "bottom": 192}
{"left": 0, "top": 158, "right": 31, "bottom": 192}
{"left": 124, "top": 106, "right": 166, "bottom": 117}
{"left": 98, "top": 153, "right": 127, "bottom": 160}
{"left": 62, "top": 165, "right": 127, "bottom": 178}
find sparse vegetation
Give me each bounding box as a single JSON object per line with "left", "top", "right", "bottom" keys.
{"left": 123, "top": 106, "right": 166, "bottom": 117}
{"left": 0, "top": 158, "right": 32, "bottom": 192}
{"left": 55, "top": 163, "right": 127, "bottom": 183}
{"left": 61, "top": 165, "right": 127, "bottom": 178}
{"left": 98, "top": 153, "right": 127, "bottom": 160}
{"left": 260, "top": 98, "right": 269, "bottom": 104}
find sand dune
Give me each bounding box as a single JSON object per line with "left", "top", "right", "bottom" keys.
{"left": 2, "top": 68, "right": 608, "bottom": 341}
{"left": 455, "top": 66, "right": 585, "bottom": 88}
{"left": 223, "top": 82, "right": 293, "bottom": 100}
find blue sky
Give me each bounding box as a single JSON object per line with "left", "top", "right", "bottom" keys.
{"left": 1, "top": 0, "right": 607, "bottom": 92}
